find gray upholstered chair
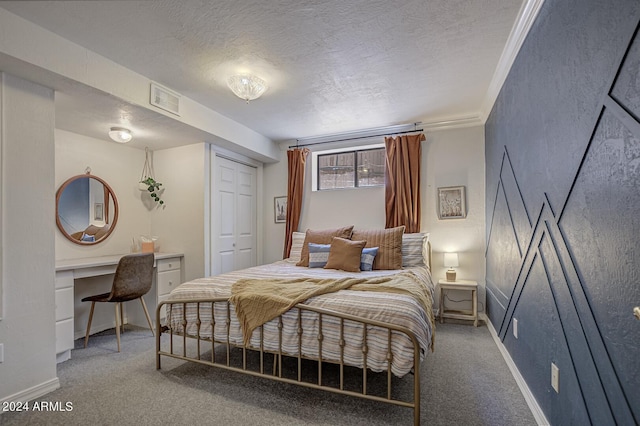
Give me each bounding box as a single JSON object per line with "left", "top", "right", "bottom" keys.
{"left": 82, "top": 253, "right": 155, "bottom": 352}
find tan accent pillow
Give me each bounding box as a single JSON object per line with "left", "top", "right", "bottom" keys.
{"left": 296, "top": 226, "right": 354, "bottom": 267}
{"left": 324, "top": 237, "right": 366, "bottom": 272}
{"left": 351, "top": 226, "right": 405, "bottom": 270}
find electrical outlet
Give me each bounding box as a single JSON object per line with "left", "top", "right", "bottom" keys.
{"left": 513, "top": 318, "right": 518, "bottom": 339}
{"left": 0, "top": 343, "right": 4, "bottom": 363}
{"left": 551, "top": 362, "right": 559, "bottom": 393}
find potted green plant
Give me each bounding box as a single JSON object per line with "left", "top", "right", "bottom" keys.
{"left": 140, "top": 177, "right": 165, "bottom": 206}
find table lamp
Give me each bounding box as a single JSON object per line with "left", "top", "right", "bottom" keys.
{"left": 444, "top": 252, "right": 459, "bottom": 281}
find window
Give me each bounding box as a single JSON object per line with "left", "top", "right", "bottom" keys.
{"left": 313, "top": 145, "right": 385, "bottom": 191}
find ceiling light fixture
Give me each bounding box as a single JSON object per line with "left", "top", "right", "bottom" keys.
{"left": 227, "top": 74, "right": 268, "bottom": 103}
{"left": 108, "top": 127, "right": 133, "bottom": 143}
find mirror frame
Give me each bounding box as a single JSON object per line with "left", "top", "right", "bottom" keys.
{"left": 55, "top": 173, "right": 119, "bottom": 245}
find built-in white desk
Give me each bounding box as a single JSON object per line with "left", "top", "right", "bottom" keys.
{"left": 55, "top": 252, "right": 183, "bottom": 363}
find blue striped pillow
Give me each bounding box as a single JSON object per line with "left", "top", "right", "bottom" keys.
{"left": 402, "top": 233, "right": 429, "bottom": 267}
{"left": 360, "top": 247, "right": 379, "bottom": 271}
{"left": 308, "top": 243, "right": 331, "bottom": 268}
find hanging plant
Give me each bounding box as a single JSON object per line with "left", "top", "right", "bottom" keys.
{"left": 139, "top": 147, "right": 165, "bottom": 207}
{"left": 140, "top": 176, "right": 164, "bottom": 205}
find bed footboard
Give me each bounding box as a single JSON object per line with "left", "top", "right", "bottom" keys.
{"left": 156, "top": 298, "right": 422, "bottom": 425}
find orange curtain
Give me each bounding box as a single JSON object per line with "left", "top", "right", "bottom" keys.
{"left": 283, "top": 148, "right": 310, "bottom": 258}
{"left": 384, "top": 133, "right": 425, "bottom": 233}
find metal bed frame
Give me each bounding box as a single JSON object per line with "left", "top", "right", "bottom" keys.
{"left": 156, "top": 298, "right": 423, "bottom": 425}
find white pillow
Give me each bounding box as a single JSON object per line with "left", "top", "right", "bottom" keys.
{"left": 402, "top": 233, "right": 430, "bottom": 268}
{"left": 288, "top": 231, "right": 306, "bottom": 262}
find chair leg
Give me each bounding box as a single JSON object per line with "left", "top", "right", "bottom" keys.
{"left": 121, "top": 303, "right": 125, "bottom": 334}
{"left": 84, "top": 301, "right": 96, "bottom": 348}
{"left": 139, "top": 297, "right": 155, "bottom": 337}
{"left": 114, "top": 303, "right": 121, "bottom": 352}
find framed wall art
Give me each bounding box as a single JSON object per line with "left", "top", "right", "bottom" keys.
{"left": 437, "top": 186, "right": 466, "bottom": 219}
{"left": 94, "top": 203, "right": 104, "bottom": 221}
{"left": 274, "top": 196, "right": 287, "bottom": 223}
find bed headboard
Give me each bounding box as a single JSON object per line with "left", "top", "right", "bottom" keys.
{"left": 291, "top": 229, "right": 432, "bottom": 271}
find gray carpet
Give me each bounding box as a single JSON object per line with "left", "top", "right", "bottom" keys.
{"left": 1, "top": 322, "right": 537, "bottom": 425}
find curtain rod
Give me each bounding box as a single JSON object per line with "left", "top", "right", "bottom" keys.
{"left": 289, "top": 128, "right": 424, "bottom": 149}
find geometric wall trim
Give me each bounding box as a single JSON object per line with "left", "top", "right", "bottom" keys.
{"left": 489, "top": 140, "right": 637, "bottom": 423}
{"left": 485, "top": 148, "right": 531, "bottom": 329}
{"left": 502, "top": 197, "right": 634, "bottom": 424}
{"left": 486, "top": 4, "right": 640, "bottom": 423}
{"left": 488, "top": 86, "right": 639, "bottom": 426}
{"left": 485, "top": 168, "right": 524, "bottom": 327}
{"left": 499, "top": 149, "right": 532, "bottom": 256}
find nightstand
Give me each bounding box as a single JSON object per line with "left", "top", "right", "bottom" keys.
{"left": 437, "top": 279, "right": 478, "bottom": 327}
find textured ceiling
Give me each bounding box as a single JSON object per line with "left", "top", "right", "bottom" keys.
{"left": 0, "top": 0, "right": 524, "bottom": 144}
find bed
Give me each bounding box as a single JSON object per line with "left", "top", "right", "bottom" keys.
{"left": 156, "top": 227, "right": 434, "bottom": 425}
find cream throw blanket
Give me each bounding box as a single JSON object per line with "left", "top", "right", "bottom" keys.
{"left": 230, "top": 271, "right": 434, "bottom": 348}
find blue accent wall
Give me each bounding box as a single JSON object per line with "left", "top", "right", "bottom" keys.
{"left": 485, "top": 0, "right": 640, "bottom": 424}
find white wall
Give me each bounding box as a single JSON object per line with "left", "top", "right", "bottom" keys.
{"left": 151, "top": 143, "right": 207, "bottom": 282}
{"left": 55, "top": 131, "right": 210, "bottom": 336}
{"left": 262, "top": 126, "right": 486, "bottom": 311}
{"left": 424, "top": 126, "right": 486, "bottom": 313}
{"left": 55, "top": 133, "right": 213, "bottom": 334}
{"left": 1, "top": 76, "right": 209, "bottom": 403}
{"left": 55, "top": 129, "right": 150, "bottom": 259}
{"left": 262, "top": 144, "right": 290, "bottom": 262}
{"left": 0, "top": 73, "right": 58, "bottom": 402}
{"left": 56, "top": 130, "right": 153, "bottom": 337}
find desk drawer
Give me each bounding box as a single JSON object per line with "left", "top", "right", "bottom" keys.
{"left": 157, "top": 257, "right": 180, "bottom": 273}
{"left": 157, "top": 269, "right": 181, "bottom": 296}
{"left": 55, "top": 318, "right": 74, "bottom": 354}
{"left": 55, "top": 287, "right": 74, "bottom": 321}
{"left": 55, "top": 270, "right": 74, "bottom": 290}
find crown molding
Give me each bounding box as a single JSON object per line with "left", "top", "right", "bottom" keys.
{"left": 418, "top": 0, "right": 545, "bottom": 133}
{"left": 422, "top": 115, "right": 484, "bottom": 131}
{"left": 479, "top": 0, "right": 546, "bottom": 123}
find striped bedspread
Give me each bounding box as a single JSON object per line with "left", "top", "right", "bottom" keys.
{"left": 164, "top": 260, "right": 435, "bottom": 377}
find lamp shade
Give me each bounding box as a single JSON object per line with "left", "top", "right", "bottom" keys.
{"left": 227, "top": 74, "right": 268, "bottom": 102}
{"left": 108, "top": 127, "right": 132, "bottom": 143}
{"left": 444, "top": 252, "right": 459, "bottom": 268}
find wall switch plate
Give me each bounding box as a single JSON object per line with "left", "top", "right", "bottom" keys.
{"left": 0, "top": 343, "right": 4, "bottom": 363}
{"left": 513, "top": 318, "right": 518, "bottom": 339}
{"left": 551, "top": 362, "right": 559, "bottom": 393}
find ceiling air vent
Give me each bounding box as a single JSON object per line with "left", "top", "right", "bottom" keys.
{"left": 150, "top": 82, "right": 181, "bottom": 116}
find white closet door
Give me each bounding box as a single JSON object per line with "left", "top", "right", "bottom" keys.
{"left": 212, "top": 155, "right": 257, "bottom": 275}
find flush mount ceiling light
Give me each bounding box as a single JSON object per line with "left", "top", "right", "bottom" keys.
{"left": 108, "top": 127, "right": 133, "bottom": 143}
{"left": 227, "top": 74, "right": 268, "bottom": 103}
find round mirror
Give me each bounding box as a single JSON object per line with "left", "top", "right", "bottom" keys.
{"left": 55, "top": 174, "right": 119, "bottom": 245}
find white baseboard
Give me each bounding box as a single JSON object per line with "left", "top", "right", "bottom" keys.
{"left": 0, "top": 377, "right": 60, "bottom": 409}
{"left": 56, "top": 350, "right": 71, "bottom": 364}
{"left": 485, "top": 316, "right": 550, "bottom": 426}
